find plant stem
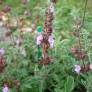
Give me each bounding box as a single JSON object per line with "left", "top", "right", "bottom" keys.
{"left": 82, "top": 0, "right": 88, "bottom": 27}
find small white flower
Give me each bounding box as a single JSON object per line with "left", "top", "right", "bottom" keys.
{"left": 2, "top": 86, "right": 9, "bottom": 92}
{"left": 74, "top": 65, "right": 81, "bottom": 74}
{"left": 89, "top": 64, "right": 92, "bottom": 70}
{"left": 36, "top": 35, "right": 43, "bottom": 45}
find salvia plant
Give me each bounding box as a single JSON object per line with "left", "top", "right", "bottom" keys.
{"left": 0, "top": 0, "right": 92, "bottom": 92}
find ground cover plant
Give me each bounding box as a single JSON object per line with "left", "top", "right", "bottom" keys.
{"left": 0, "top": 0, "right": 92, "bottom": 92}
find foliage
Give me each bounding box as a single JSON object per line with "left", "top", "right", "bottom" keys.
{"left": 0, "top": 0, "right": 92, "bottom": 92}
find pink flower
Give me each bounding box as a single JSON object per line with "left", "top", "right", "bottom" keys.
{"left": 74, "top": 65, "right": 81, "bottom": 74}
{"left": 0, "top": 48, "right": 5, "bottom": 55}
{"left": 48, "top": 3, "right": 55, "bottom": 13}
{"left": 36, "top": 35, "right": 43, "bottom": 45}
{"left": 71, "top": 47, "right": 77, "bottom": 54}
{"left": 16, "top": 39, "right": 20, "bottom": 45}
{"left": 2, "top": 84, "right": 9, "bottom": 92}
{"left": 48, "top": 36, "right": 54, "bottom": 48}
{"left": 89, "top": 64, "right": 92, "bottom": 70}
{"left": 15, "top": 38, "right": 22, "bottom": 47}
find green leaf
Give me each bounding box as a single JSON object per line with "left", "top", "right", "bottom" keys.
{"left": 64, "top": 76, "right": 74, "bottom": 92}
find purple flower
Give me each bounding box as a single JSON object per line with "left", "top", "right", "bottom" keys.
{"left": 48, "top": 36, "right": 54, "bottom": 48}
{"left": 16, "top": 39, "right": 20, "bottom": 45}
{"left": 36, "top": 35, "right": 43, "bottom": 45}
{"left": 48, "top": 3, "right": 55, "bottom": 13}
{"left": 89, "top": 64, "right": 92, "bottom": 70}
{"left": 74, "top": 65, "right": 81, "bottom": 74}
{"left": 15, "top": 38, "right": 22, "bottom": 47}
{"left": 0, "top": 48, "right": 5, "bottom": 55}
{"left": 2, "top": 85, "right": 9, "bottom": 92}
